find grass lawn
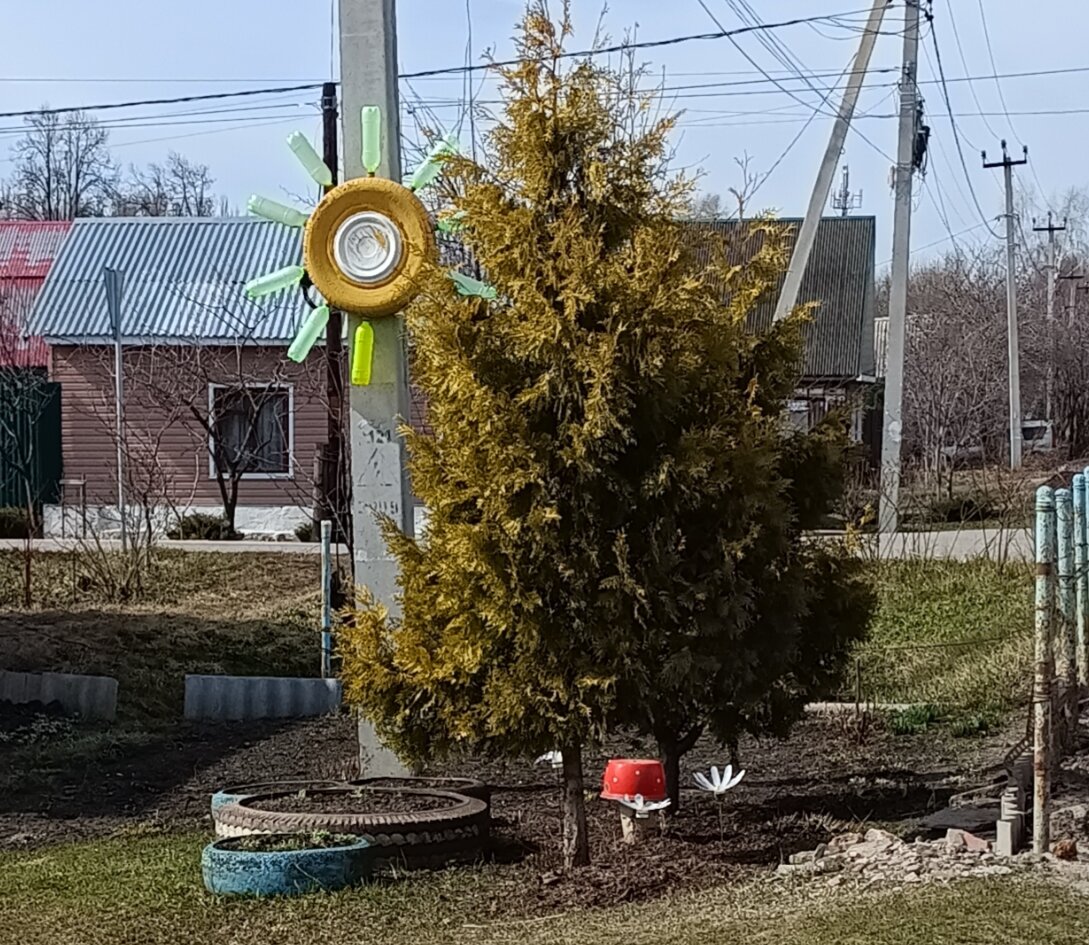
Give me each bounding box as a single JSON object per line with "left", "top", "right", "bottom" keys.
{"left": 858, "top": 559, "right": 1032, "bottom": 716}
{"left": 2, "top": 551, "right": 1034, "bottom": 725}
{"left": 0, "top": 832, "right": 1084, "bottom": 945}
{"left": 0, "top": 551, "right": 322, "bottom": 717}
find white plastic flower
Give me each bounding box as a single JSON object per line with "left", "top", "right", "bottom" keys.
{"left": 694, "top": 764, "right": 746, "bottom": 795}
{"left": 618, "top": 793, "right": 672, "bottom": 818}
{"left": 535, "top": 750, "right": 563, "bottom": 769}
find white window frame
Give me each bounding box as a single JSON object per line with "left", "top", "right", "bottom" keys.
{"left": 207, "top": 382, "right": 295, "bottom": 481}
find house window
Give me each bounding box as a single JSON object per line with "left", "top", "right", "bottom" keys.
{"left": 209, "top": 384, "right": 293, "bottom": 478}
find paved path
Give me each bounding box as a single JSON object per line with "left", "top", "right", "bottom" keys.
{"left": 0, "top": 537, "right": 346, "bottom": 555}
{"left": 0, "top": 527, "right": 1035, "bottom": 561}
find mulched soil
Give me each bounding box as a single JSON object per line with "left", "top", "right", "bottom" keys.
{"left": 252, "top": 788, "right": 457, "bottom": 815}
{"left": 0, "top": 707, "right": 1021, "bottom": 913}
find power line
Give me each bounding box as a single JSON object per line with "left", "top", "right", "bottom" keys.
{"left": 694, "top": 0, "right": 893, "bottom": 161}
{"left": 973, "top": 0, "right": 1050, "bottom": 210}
{"left": 396, "top": 9, "right": 880, "bottom": 79}
{"left": 944, "top": 0, "right": 1000, "bottom": 140}
{"left": 925, "top": 10, "right": 1002, "bottom": 237}
{"left": 0, "top": 84, "right": 325, "bottom": 120}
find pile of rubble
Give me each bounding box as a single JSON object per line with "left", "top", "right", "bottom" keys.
{"left": 775, "top": 827, "right": 1060, "bottom": 889}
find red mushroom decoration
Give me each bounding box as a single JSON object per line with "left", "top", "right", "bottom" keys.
{"left": 601, "top": 758, "right": 667, "bottom": 803}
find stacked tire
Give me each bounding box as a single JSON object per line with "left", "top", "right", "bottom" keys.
{"left": 211, "top": 786, "right": 490, "bottom": 870}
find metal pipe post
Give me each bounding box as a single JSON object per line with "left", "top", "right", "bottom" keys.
{"left": 1033, "top": 485, "right": 1056, "bottom": 854}
{"left": 1074, "top": 473, "right": 1088, "bottom": 690}
{"left": 1057, "top": 488, "right": 1078, "bottom": 749}
{"left": 320, "top": 519, "right": 333, "bottom": 679}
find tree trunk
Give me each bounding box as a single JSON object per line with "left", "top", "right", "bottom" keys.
{"left": 561, "top": 742, "right": 589, "bottom": 870}
{"left": 660, "top": 735, "right": 681, "bottom": 813}
{"left": 657, "top": 724, "right": 703, "bottom": 814}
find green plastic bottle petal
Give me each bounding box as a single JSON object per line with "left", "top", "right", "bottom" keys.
{"left": 351, "top": 321, "right": 375, "bottom": 386}
{"left": 410, "top": 133, "right": 459, "bottom": 192}
{"left": 437, "top": 211, "right": 467, "bottom": 234}
{"left": 247, "top": 194, "right": 308, "bottom": 228}
{"left": 287, "top": 132, "right": 333, "bottom": 187}
{"left": 448, "top": 271, "right": 497, "bottom": 300}
{"left": 287, "top": 304, "right": 330, "bottom": 362}
{"left": 361, "top": 106, "right": 382, "bottom": 175}
{"left": 244, "top": 265, "right": 305, "bottom": 300}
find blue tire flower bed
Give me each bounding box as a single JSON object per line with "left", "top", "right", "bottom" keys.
{"left": 202, "top": 834, "right": 371, "bottom": 898}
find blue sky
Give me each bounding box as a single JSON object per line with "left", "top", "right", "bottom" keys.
{"left": 1, "top": 1, "right": 1084, "bottom": 267}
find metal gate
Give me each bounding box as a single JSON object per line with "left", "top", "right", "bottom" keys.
{"left": 0, "top": 368, "right": 62, "bottom": 510}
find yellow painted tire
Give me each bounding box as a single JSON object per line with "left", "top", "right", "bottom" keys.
{"left": 304, "top": 177, "right": 436, "bottom": 318}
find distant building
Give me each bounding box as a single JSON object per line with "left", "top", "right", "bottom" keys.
{"left": 0, "top": 221, "right": 71, "bottom": 367}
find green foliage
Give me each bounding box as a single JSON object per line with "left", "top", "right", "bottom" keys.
{"left": 0, "top": 506, "right": 32, "bottom": 538}
{"left": 166, "top": 512, "right": 239, "bottom": 541}
{"left": 888, "top": 704, "right": 942, "bottom": 736}
{"left": 340, "top": 5, "right": 871, "bottom": 807}
{"left": 859, "top": 559, "right": 1031, "bottom": 711}
{"left": 949, "top": 710, "right": 999, "bottom": 738}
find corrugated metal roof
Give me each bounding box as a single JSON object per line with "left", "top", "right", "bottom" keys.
{"left": 693, "top": 216, "right": 877, "bottom": 379}
{"left": 0, "top": 221, "right": 71, "bottom": 279}
{"left": 28, "top": 217, "right": 307, "bottom": 344}
{"left": 0, "top": 221, "right": 71, "bottom": 367}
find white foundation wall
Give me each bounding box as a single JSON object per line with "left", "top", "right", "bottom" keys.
{"left": 42, "top": 503, "right": 312, "bottom": 540}
{"left": 43, "top": 502, "right": 429, "bottom": 541}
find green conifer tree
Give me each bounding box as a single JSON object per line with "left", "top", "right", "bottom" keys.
{"left": 340, "top": 2, "right": 872, "bottom": 867}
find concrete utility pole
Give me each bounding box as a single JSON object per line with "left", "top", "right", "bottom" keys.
{"left": 1059, "top": 271, "right": 1084, "bottom": 327}
{"left": 876, "top": 0, "right": 921, "bottom": 539}
{"left": 1033, "top": 212, "right": 1065, "bottom": 423}
{"left": 984, "top": 140, "right": 1029, "bottom": 470}
{"left": 339, "top": 0, "right": 410, "bottom": 777}
{"left": 772, "top": 0, "right": 889, "bottom": 322}
{"left": 321, "top": 81, "right": 346, "bottom": 539}
{"left": 831, "top": 164, "right": 863, "bottom": 217}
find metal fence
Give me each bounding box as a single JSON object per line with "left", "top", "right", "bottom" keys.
{"left": 0, "top": 368, "right": 62, "bottom": 511}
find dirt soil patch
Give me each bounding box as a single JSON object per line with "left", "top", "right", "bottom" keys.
{"left": 251, "top": 788, "right": 457, "bottom": 815}
{"left": 0, "top": 709, "right": 1021, "bottom": 912}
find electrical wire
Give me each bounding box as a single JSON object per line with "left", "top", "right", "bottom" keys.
{"left": 695, "top": 0, "right": 894, "bottom": 165}
{"left": 926, "top": 12, "right": 1002, "bottom": 238}
{"left": 944, "top": 0, "right": 1000, "bottom": 140}
{"left": 397, "top": 9, "right": 880, "bottom": 79}
{"left": 974, "top": 0, "right": 1050, "bottom": 211}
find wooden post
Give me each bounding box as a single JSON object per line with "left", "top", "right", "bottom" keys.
{"left": 1034, "top": 485, "right": 1055, "bottom": 854}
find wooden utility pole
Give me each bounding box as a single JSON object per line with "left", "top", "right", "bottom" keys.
{"left": 320, "top": 81, "right": 347, "bottom": 539}
{"left": 876, "top": 0, "right": 921, "bottom": 539}
{"left": 772, "top": 0, "right": 889, "bottom": 322}
{"left": 1033, "top": 212, "right": 1065, "bottom": 424}
{"left": 983, "top": 140, "right": 1029, "bottom": 470}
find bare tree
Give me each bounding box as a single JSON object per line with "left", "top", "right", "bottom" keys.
{"left": 6, "top": 110, "right": 117, "bottom": 219}
{"left": 114, "top": 152, "right": 217, "bottom": 217}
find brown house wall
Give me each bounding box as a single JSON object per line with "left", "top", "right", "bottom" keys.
{"left": 51, "top": 344, "right": 329, "bottom": 510}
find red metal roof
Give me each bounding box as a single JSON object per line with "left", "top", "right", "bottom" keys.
{"left": 0, "top": 220, "right": 71, "bottom": 278}
{"left": 0, "top": 221, "right": 71, "bottom": 367}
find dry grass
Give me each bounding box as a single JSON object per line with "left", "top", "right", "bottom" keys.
{"left": 0, "top": 551, "right": 325, "bottom": 717}
{"left": 0, "top": 832, "right": 1085, "bottom": 945}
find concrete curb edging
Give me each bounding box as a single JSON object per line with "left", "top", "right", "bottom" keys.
{"left": 0, "top": 670, "right": 118, "bottom": 720}
{"left": 183, "top": 675, "right": 342, "bottom": 721}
